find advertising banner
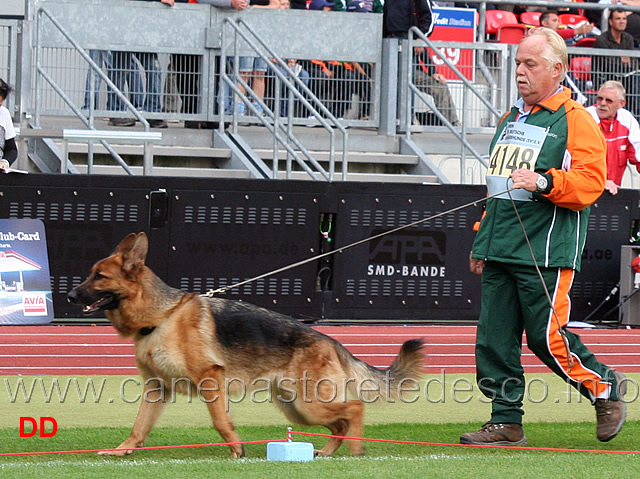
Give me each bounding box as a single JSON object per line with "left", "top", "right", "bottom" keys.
{"left": 0, "top": 219, "right": 54, "bottom": 324}
{"left": 430, "top": 7, "right": 477, "bottom": 82}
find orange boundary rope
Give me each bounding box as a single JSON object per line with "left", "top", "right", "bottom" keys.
{"left": 288, "top": 430, "right": 640, "bottom": 455}
{"left": 0, "top": 438, "right": 287, "bottom": 457}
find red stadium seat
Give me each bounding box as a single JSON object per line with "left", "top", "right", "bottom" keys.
{"left": 497, "top": 24, "right": 528, "bottom": 44}
{"left": 520, "top": 11, "right": 541, "bottom": 27}
{"left": 570, "top": 56, "right": 592, "bottom": 82}
{"left": 574, "top": 36, "right": 596, "bottom": 48}
{"left": 485, "top": 10, "right": 519, "bottom": 35}
{"left": 559, "top": 14, "right": 589, "bottom": 27}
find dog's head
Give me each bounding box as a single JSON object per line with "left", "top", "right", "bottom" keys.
{"left": 67, "top": 232, "right": 149, "bottom": 317}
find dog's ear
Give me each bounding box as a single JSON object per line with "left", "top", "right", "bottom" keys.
{"left": 114, "top": 233, "right": 139, "bottom": 255}
{"left": 118, "top": 233, "right": 149, "bottom": 276}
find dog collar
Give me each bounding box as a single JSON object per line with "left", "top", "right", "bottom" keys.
{"left": 138, "top": 327, "right": 155, "bottom": 336}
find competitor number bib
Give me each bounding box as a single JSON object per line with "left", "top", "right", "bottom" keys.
{"left": 487, "top": 122, "right": 548, "bottom": 200}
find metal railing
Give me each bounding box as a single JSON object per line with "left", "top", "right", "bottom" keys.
{"left": 219, "top": 16, "right": 349, "bottom": 181}
{"left": 34, "top": 5, "right": 156, "bottom": 174}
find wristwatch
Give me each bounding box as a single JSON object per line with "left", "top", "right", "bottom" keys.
{"left": 535, "top": 174, "right": 548, "bottom": 193}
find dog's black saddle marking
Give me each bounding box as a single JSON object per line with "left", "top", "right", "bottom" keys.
{"left": 139, "top": 327, "right": 156, "bottom": 336}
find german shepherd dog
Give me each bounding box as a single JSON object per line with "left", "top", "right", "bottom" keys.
{"left": 68, "top": 232, "right": 424, "bottom": 457}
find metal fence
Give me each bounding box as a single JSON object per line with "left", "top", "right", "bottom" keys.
{"left": 6, "top": 0, "right": 640, "bottom": 183}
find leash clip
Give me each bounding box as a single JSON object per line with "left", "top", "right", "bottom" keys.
{"left": 202, "top": 288, "right": 226, "bottom": 297}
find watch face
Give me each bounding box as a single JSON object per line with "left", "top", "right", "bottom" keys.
{"left": 536, "top": 176, "right": 547, "bottom": 191}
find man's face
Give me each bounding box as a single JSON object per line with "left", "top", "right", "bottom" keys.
{"left": 609, "top": 12, "right": 628, "bottom": 33}
{"left": 515, "top": 35, "right": 562, "bottom": 107}
{"left": 541, "top": 14, "right": 560, "bottom": 31}
{"left": 595, "top": 87, "right": 625, "bottom": 120}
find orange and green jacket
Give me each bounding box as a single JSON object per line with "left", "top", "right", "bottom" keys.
{"left": 471, "top": 87, "right": 606, "bottom": 271}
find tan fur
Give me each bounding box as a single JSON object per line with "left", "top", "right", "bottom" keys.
{"left": 68, "top": 232, "right": 425, "bottom": 458}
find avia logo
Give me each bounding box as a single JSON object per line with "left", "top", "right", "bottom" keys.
{"left": 23, "top": 294, "right": 47, "bottom": 316}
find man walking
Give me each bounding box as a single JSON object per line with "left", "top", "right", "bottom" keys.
{"left": 462, "top": 28, "right": 627, "bottom": 446}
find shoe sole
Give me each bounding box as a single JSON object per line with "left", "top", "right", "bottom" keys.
{"left": 460, "top": 436, "right": 528, "bottom": 446}
{"left": 599, "top": 371, "right": 627, "bottom": 442}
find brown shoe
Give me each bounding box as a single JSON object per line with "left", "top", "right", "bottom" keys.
{"left": 460, "top": 423, "right": 527, "bottom": 446}
{"left": 108, "top": 117, "right": 135, "bottom": 127}
{"left": 148, "top": 119, "right": 168, "bottom": 128}
{"left": 595, "top": 370, "right": 627, "bottom": 442}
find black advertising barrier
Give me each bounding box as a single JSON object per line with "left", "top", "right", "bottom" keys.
{"left": 0, "top": 173, "right": 636, "bottom": 323}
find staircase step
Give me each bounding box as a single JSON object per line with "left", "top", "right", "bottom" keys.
{"left": 63, "top": 142, "right": 231, "bottom": 159}
{"left": 254, "top": 149, "right": 418, "bottom": 165}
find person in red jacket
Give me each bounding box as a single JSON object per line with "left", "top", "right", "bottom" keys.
{"left": 586, "top": 81, "right": 640, "bottom": 195}
{"left": 540, "top": 10, "right": 598, "bottom": 46}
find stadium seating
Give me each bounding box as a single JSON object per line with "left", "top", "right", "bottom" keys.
{"left": 574, "top": 36, "right": 596, "bottom": 48}
{"left": 559, "top": 13, "right": 589, "bottom": 27}
{"left": 485, "top": 10, "right": 519, "bottom": 39}
{"left": 520, "top": 11, "right": 541, "bottom": 27}
{"left": 497, "top": 24, "right": 528, "bottom": 44}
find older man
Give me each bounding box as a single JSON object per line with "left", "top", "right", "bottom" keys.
{"left": 594, "top": 8, "right": 640, "bottom": 113}
{"left": 587, "top": 81, "right": 640, "bottom": 195}
{"left": 462, "top": 28, "right": 627, "bottom": 446}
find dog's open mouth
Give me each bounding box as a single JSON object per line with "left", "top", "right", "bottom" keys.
{"left": 82, "top": 293, "right": 119, "bottom": 314}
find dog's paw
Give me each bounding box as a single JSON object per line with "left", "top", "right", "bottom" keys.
{"left": 97, "top": 448, "right": 134, "bottom": 457}
{"left": 230, "top": 444, "right": 246, "bottom": 459}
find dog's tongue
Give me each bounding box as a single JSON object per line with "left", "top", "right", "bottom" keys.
{"left": 83, "top": 297, "right": 111, "bottom": 314}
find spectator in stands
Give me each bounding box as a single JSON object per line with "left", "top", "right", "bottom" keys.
{"left": 300, "top": 0, "right": 341, "bottom": 119}
{"left": 82, "top": 51, "right": 114, "bottom": 111}
{"left": 108, "top": 0, "right": 171, "bottom": 128}
{"left": 175, "top": 0, "right": 248, "bottom": 129}
{"left": 0, "top": 79, "right": 17, "bottom": 171}
{"left": 594, "top": 9, "right": 640, "bottom": 114}
{"left": 383, "top": 0, "right": 460, "bottom": 126}
{"left": 268, "top": 0, "right": 311, "bottom": 117}
{"left": 234, "top": 0, "right": 279, "bottom": 117}
{"left": 413, "top": 47, "right": 461, "bottom": 126}
{"left": 621, "top": 1, "right": 640, "bottom": 46}
{"left": 333, "top": 0, "right": 382, "bottom": 12}
{"left": 383, "top": 0, "right": 433, "bottom": 39}
{"left": 539, "top": 9, "right": 598, "bottom": 46}
{"left": 586, "top": 80, "right": 640, "bottom": 195}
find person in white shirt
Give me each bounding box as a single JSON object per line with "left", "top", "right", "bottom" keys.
{"left": 0, "top": 78, "right": 17, "bottom": 171}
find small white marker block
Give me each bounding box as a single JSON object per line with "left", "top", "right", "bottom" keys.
{"left": 266, "top": 441, "right": 314, "bottom": 462}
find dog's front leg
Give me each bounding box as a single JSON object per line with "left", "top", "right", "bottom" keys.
{"left": 99, "top": 379, "right": 168, "bottom": 456}
{"left": 198, "top": 367, "right": 245, "bottom": 459}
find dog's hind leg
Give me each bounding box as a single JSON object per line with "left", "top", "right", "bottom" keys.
{"left": 313, "top": 401, "right": 365, "bottom": 457}
{"left": 198, "top": 368, "right": 245, "bottom": 459}
{"left": 99, "top": 380, "right": 168, "bottom": 456}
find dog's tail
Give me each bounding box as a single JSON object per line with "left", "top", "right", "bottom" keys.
{"left": 338, "top": 338, "right": 425, "bottom": 402}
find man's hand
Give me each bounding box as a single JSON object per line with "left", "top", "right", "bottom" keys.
{"left": 510, "top": 168, "right": 540, "bottom": 192}
{"left": 160, "top": 0, "right": 175, "bottom": 5}
{"left": 0, "top": 159, "right": 10, "bottom": 173}
{"left": 433, "top": 73, "right": 447, "bottom": 84}
{"left": 470, "top": 254, "right": 484, "bottom": 275}
{"left": 605, "top": 179, "right": 619, "bottom": 195}
{"left": 575, "top": 23, "right": 593, "bottom": 35}
{"left": 232, "top": 0, "right": 248, "bottom": 10}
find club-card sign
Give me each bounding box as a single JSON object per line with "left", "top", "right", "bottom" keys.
{"left": 0, "top": 219, "right": 54, "bottom": 324}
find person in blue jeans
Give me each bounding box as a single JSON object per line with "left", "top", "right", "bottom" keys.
{"left": 83, "top": 51, "right": 144, "bottom": 112}
{"left": 107, "top": 0, "right": 171, "bottom": 127}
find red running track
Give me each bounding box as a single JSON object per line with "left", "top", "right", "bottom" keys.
{"left": 1, "top": 325, "right": 640, "bottom": 375}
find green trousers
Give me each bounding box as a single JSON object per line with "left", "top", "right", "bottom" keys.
{"left": 476, "top": 261, "right": 621, "bottom": 424}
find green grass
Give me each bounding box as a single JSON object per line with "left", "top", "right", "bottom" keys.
{"left": 2, "top": 374, "right": 639, "bottom": 477}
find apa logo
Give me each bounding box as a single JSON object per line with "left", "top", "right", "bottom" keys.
{"left": 19, "top": 417, "right": 58, "bottom": 438}
{"left": 23, "top": 294, "right": 47, "bottom": 316}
